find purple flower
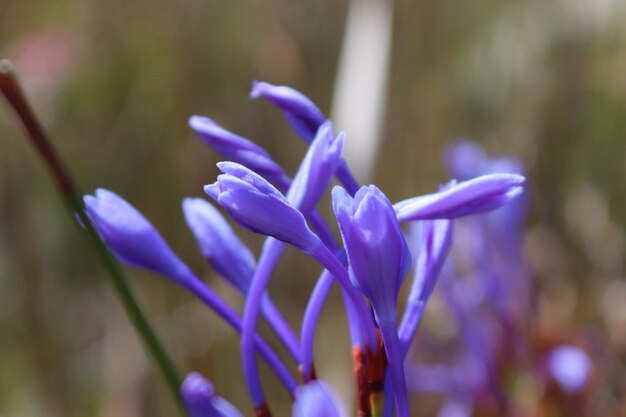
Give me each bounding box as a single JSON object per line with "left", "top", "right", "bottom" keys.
{"left": 399, "top": 219, "right": 453, "bottom": 354}
{"left": 250, "top": 81, "right": 326, "bottom": 142}
{"left": 545, "top": 345, "right": 592, "bottom": 394}
{"left": 182, "top": 197, "right": 255, "bottom": 293}
{"left": 286, "top": 121, "right": 344, "bottom": 213}
{"left": 444, "top": 140, "right": 487, "bottom": 181}
{"left": 205, "top": 162, "right": 319, "bottom": 253}
{"left": 332, "top": 184, "right": 411, "bottom": 417}
{"left": 333, "top": 185, "right": 410, "bottom": 317}
{"left": 83, "top": 189, "right": 189, "bottom": 282}
{"left": 189, "top": 115, "right": 289, "bottom": 187}
{"left": 394, "top": 174, "right": 525, "bottom": 222}
{"left": 181, "top": 372, "right": 244, "bottom": 417}
{"left": 292, "top": 381, "right": 343, "bottom": 417}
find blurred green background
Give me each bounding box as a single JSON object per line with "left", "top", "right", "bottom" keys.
{"left": 1, "top": 0, "right": 626, "bottom": 416}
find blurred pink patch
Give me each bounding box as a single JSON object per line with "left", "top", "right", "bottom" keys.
{"left": 4, "top": 29, "right": 77, "bottom": 96}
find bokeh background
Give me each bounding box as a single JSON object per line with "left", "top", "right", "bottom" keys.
{"left": 1, "top": 0, "right": 626, "bottom": 416}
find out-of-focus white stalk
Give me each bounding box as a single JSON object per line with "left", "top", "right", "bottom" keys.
{"left": 331, "top": 0, "right": 394, "bottom": 182}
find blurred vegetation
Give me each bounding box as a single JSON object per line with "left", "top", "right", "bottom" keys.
{"left": 1, "top": 0, "right": 626, "bottom": 416}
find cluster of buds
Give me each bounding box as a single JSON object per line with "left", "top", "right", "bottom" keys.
{"left": 84, "top": 82, "right": 526, "bottom": 417}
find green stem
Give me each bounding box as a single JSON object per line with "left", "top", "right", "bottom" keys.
{"left": 0, "top": 59, "right": 185, "bottom": 414}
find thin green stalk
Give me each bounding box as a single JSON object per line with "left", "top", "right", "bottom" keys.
{"left": 0, "top": 59, "right": 185, "bottom": 415}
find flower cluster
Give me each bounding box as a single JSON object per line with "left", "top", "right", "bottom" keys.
{"left": 404, "top": 141, "right": 593, "bottom": 416}
{"left": 83, "top": 82, "right": 526, "bottom": 417}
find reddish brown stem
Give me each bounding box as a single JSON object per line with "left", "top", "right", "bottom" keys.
{"left": 354, "top": 346, "right": 372, "bottom": 417}
{"left": 299, "top": 363, "right": 317, "bottom": 382}
{"left": 0, "top": 60, "right": 73, "bottom": 195}
{"left": 255, "top": 403, "right": 273, "bottom": 417}
{"left": 367, "top": 329, "right": 387, "bottom": 395}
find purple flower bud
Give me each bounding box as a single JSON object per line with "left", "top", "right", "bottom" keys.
{"left": 83, "top": 189, "right": 188, "bottom": 281}
{"left": 181, "top": 372, "right": 244, "bottom": 417}
{"left": 444, "top": 140, "right": 487, "bottom": 180}
{"left": 182, "top": 197, "right": 255, "bottom": 293}
{"left": 394, "top": 173, "right": 525, "bottom": 222}
{"left": 249, "top": 81, "right": 326, "bottom": 142}
{"left": 333, "top": 185, "right": 410, "bottom": 317}
{"left": 205, "top": 162, "right": 319, "bottom": 252}
{"left": 286, "top": 121, "right": 344, "bottom": 213}
{"left": 332, "top": 184, "right": 411, "bottom": 417}
{"left": 546, "top": 345, "right": 592, "bottom": 394}
{"left": 189, "top": 115, "right": 289, "bottom": 187}
{"left": 292, "top": 381, "right": 343, "bottom": 417}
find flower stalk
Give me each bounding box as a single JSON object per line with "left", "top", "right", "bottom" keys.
{"left": 0, "top": 59, "right": 185, "bottom": 414}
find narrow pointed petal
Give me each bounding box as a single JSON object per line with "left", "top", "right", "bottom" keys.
{"left": 292, "top": 381, "right": 343, "bottom": 417}
{"left": 181, "top": 372, "right": 244, "bottom": 417}
{"left": 286, "top": 121, "right": 344, "bottom": 212}
{"left": 394, "top": 174, "right": 525, "bottom": 222}
{"left": 182, "top": 197, "right": 255, "bottom": 293}
{"left": 250, "top": 81, "right": 326, "bottom": 142}
{"left": 83, "top": 189, "right": 188, "bottom": 282}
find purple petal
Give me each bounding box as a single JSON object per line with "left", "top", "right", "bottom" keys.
{"left": 181, "top": 372, "right": 244, "bottom": 417}
{"left": 250, "top": 81, "right": 326, "bottom": 142}
{"left": 333, "top": 185, "right": 409, "bottom": 318}
{"left": 286, "top": 121, "right": 344, "bottom": 213}
{"left": 206, "top": 163, "right": 318, "bottom": 252}
{"left": 292, "top": 381, "right": 343, "bottom": 417}
{"left": 399, "top": 219, "right": 453, "bottom": 353}
{"left": 83, "top": 189, "right": 187, "bottom": 281}
{"left": 182, "top": 198, "right": 256, "bottom": 293}
{"left": 217, "top": 161, "right": 287, "bottom": 202}
{"left": 189, "top": 115, "right": 288, "bottom": 186}
{"left": 394, "top": 173, "right": 525, "bottom": 222}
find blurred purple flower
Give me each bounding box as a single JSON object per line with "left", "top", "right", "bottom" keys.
{"left": 546, "top": 345, "right": 592, "bottom": 394}
{"left": 181, "top": 372, "right": 244, "bottom": 417}
{"left": 444, "top": 140, "right": 487, "bottom": 181}
{"left": 399, "top": 219, "right": 453, "bottom": 354}
{"left": 292, "top": 381, "right": 343, "bottom": 417}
